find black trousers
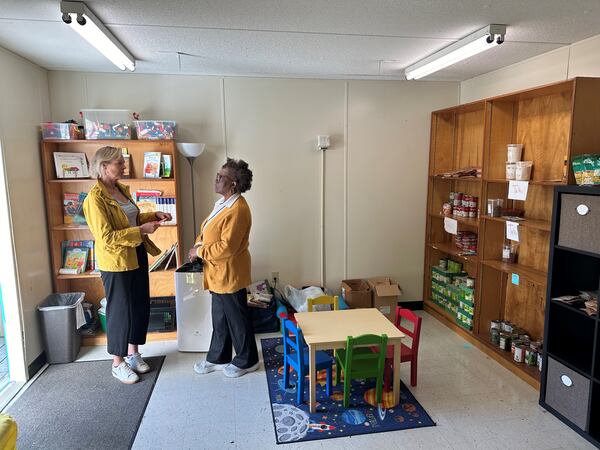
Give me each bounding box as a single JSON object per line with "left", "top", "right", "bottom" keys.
{"left": 206, "top": 288, "right": 259, "bottom": 369}
{"left": 100, "top": 245, "right": 150, "bottom": 357}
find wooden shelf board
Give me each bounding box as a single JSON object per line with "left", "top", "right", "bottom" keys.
{"left": 83, "top": 330, "right": 177, "bottom": 346}
{"left": 58, "top": 269, "right": 177, "bottom": 280}
{"left": 483, "top": 215, "right": 551, "bottom": 231}
{"left": 424, "top": 301, "right": 540, "bottom": 389}
{"left": 430, "top": 242, "right": 478, "bottom": 262}
{"left": 431, "top": 175, "right": 482, "bottom": 183}
{"left": 42, "top": 139, "right": 176, "bottom": 144}
{"left": 52, "top": 223, "right": 177, "bottom": 231}
{"left": 48, "top": 178, "right": 175, "bottom": 183}
{"left": 430, "top": 212, "right": 480, "bottom": 228}
{"left": 481, "top": 259, "right": 547, "bottom": 286}
{"left": 486, "top": 179, "right": 567, "bottom": 186}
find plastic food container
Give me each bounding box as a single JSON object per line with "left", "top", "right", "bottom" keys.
{"left": 81, "top": 109, "right": 132, "bottom": 140}
{"left": 507, "top": 144, "right": 523, "bottom": 163}
{"left": 41, "top": 122, "right": 80, "bottom": 140}
{"left": 506, "top": 162, "right": 517, "bottom": 180}
{"left": 572, "top": 154, "right": 600, "bottom": 185}
{"left": 515, "top": 161, "right": 533, "bottom": 181}
{"left": 134, "top": 120, "right": 177, "bottom": 140}
{"left": 487, "top": 198, "right": 503, "bottom": 217}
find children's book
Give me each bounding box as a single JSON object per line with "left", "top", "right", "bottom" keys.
{"left": 162, "top": 154, "right": 172, "bottom": 177}
{"left": 63, "top": 192, "right": 87, "bottom": 224}
{"left": 53, "top": 152, "right": 90, "bottom": 179}
{"left": 143, "top": 152, "right": 161, "bottom": 178}
{"left": 63, "top": 246, "right": 89, "bottom": 274}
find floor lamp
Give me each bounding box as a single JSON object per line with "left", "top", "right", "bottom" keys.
{"left": 176, "top": 143, "right": 205, "bottom": 236}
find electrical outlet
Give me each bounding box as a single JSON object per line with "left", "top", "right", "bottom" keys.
{"left": 271, "top": 271, "right": 279, "bottom": 284}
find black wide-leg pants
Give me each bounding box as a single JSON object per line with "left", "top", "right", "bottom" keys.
{"left": 206, "top": 288, "right": 259, "bottom": 369}
{"left": 100, "top": 245, "right": 150, "bottom": 357}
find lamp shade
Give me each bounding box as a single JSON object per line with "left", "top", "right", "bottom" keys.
{"left": 177, "top": 143, "right": 205, "bottom": 158}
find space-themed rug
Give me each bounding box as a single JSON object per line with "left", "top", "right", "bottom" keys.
{"left": 261, "top": 337, "right": 435, "bottom": 444}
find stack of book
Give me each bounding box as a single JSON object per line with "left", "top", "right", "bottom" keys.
{"left": 553, "top": 291, "right": 599, "bottom": 316}
{"left": 63, "top": 192, "right": 88, "bottom": 225}
{"left": 246, "top": 280, "right": 273, "bottom": 308}
{"left": 59, "top": 240, "right": 96, "bottom": 274}
{"left": 148, "top": 243, "right": 178, "bottom": 271}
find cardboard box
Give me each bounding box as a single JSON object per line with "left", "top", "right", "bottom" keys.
{"left": 367, "top": 277, "right": 403, "bottom": 322}
{"left": 341, "top": 279, "right": 372, "bottom": 309}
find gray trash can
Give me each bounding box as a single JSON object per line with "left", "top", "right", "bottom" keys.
{"left": 38, "top": 292, "right": 84, "bottom": 363}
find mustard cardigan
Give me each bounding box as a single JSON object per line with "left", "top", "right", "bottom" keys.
{"left": 195, "top": 196, "right": 252, "bottom": 293}
{"left": 83, "top": 180, "right": 161, "bottom": 271}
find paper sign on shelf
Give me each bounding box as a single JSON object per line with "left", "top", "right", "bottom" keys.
{"left": 506, "top": 221, "right": 520, "bottom": 242}
{"left": 444, "top": 217, "right": 458, "bottom": 235}
{"left": 511, "top": 273, "right": 520, "bottom": 285}
{"left": 508, "top": 180, "right": 529, "bottom": 201}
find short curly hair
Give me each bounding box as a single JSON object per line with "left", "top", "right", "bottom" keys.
{"left": 222, "top": 158, "right": 253, "bottom": 193}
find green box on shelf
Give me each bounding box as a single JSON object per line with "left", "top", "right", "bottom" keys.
{"left": 455, "top": 317, "right": 473, "bottom": 331}
{"left": 459, "top": 301, "right": 474, "bottom": 316}
{"left": 457, "top": 306, "right": 473, "bottom": 320}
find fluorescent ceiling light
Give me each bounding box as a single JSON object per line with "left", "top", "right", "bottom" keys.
{"left": 60, "top": 1, "right": 135, "bottom": 71}
{"left": 405, "top": 24, "right": 506, "bottom": 80}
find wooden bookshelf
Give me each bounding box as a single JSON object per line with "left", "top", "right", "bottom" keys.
{"left": 41, "top": 139, "right": 182, "bottom": 345}
{"left": 423, "top": 77, "right": 600, "bottom": 388}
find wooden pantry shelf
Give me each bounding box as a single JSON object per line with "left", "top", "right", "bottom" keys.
{"left": 485, "top": 179, "right": 567, "bottom": 186}
{"left": 47, "top": 177, "right": 175, "bottom": 183}
{"left": 481, "top": 260, "right": 547, "bottom": 286}
{"left": 483, "top": 215, "right": 551, "bottom": 232}
{"left": 430, "top": 242, "right": 477, "bottom": 262}
{"left": 83, "top": 330, "right": 177, "bottom": 346}
{"left": 431, "top": 175, "right": 482, "bottom": 183}
{"left": 429, "top": 212, "right": 480, "bottom": 228}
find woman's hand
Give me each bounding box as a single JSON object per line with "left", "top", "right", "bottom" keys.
{"left": 140, "top": 221, "right": 161, "bottom": 235}
{"left": 188, "top": 244, "right": 201, "bottom": 262}
{"left": 155, "top": 211, "right": 172, "bottom": 222}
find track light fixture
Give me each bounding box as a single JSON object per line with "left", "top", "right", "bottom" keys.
{"left": 405, "top": 24, "right": 506, "bottom": 80}
{"left": 60, "top": 1, "right": 135, "bottom": 71}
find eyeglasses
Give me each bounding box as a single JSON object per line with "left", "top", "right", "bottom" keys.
{"left": 216, "top": 172, "right": 233, "bottom": 182}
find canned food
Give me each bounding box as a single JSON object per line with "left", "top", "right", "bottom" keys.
{"left": 525, "top": 348, "right": 537, "bottom": 366}
{"left": 442, "top": 202, "right": 453, "bottom": 216}
{"left": 537, "top": 352, "right": 543, "bottom": 372}
{"left": 491, "top": 328, "right": 501, "bottom": 345}
{"left": 501, "top": 321, "right": 513, "bottom": 333}
{"left": 439, "top": 259, "right": 448, "bottom": 270}
{"left": 514, "top": 345, "right": 526, "bottom": 363}
{"left": 499, "top": 333, "right": 511, "bottom": 351}
{"left": 490, "top": 320, "right": 501, "bottom": 330}
{"left": 466, "top": 277, "right": 475, "bottom": 288}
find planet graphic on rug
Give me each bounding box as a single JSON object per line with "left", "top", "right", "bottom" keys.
{"left": 363, "top": 387, "right": 396, "bottom": 408}
{"left": 277, "top": 378, "right": 296, "bottom": 394}
{"left": 330, "top": 392, "right": 344, "bottom": 401}
{"left": 341, "top": 409, "right": 366, "bottom": 425}
{"left": 272, "top": 403, "right": 309, "bottom": 442}
{"left": 274, "top": 344, "right": 284, "bottom": 354}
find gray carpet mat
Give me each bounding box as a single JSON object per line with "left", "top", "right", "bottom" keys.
{"left": 6, "top": 356, "right": 165, "bottom": 450}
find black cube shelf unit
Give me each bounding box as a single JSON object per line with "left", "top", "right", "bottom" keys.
{"left": 540, "top": 185, "right": 600, "bottom": 447}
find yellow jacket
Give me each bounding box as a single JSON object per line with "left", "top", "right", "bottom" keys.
{"left": 83, "top": 180, "right": 161, "bottom": 272}
{"left": 195, "top": 196, "right": 252, "bottom": 293}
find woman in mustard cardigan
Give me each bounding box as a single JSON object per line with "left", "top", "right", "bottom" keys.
{"left": 84, "top": 146, "right": 172, "bottom": 384}
{"left": 189, "top": 158, "right": 259, "bottom": 378}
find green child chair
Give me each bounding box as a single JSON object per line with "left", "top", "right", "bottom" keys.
{"left": 335, "top": 333, "right": 388, "bottom": 408}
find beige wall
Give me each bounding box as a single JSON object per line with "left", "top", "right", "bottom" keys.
{"left": 461, "top": 34, "right": 600, "bottom": 103}
{"left": 0, "top": 46, "right": 51, "bottom": 369}
{"left": 49, "top": 72, "right": 458, "bottom": 300}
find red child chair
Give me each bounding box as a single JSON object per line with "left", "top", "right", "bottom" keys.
{"left": 380, "top": 306, "right": 422, "bottom": 389}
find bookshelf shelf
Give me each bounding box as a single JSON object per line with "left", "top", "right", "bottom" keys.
{"left": 41, "top": 139, "right": 183, "bottom": 344}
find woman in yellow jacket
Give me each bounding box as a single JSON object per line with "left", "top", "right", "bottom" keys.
{"left": 189, "top": 158, "right": 259, "bottom": 378}
{"left": 83, "top": 146, "right": 171, "bottom": 384}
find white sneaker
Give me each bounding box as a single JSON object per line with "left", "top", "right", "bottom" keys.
{"left": 112, "top": 361, "right": 139, "bottom": 384}
{"left": 194, "top": 360, "right": 229, "bottom": 374}
{"left": 223, "top": 362, "right": 260, "bottom": 378}
{"left": 125, "top": 352, "right": 151, "bottom": 374}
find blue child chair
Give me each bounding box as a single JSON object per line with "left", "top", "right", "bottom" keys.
{"left": 281, "top": 318, "right": 334, "bottom": 405}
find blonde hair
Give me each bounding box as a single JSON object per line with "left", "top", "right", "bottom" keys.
{"left": 91, "top": 146, "right": 121, "bottom": 179}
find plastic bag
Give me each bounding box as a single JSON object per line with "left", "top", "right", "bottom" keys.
{"left": 283, "top": 285, "right": 326, "bottom": 312}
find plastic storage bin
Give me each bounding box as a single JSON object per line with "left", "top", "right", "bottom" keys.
{"left": 134, "top": 120, "right": 177, "bottom": 140}
{"left": 38, "top": 292, "right": 84, "bottom": 363}
{"left": 515, "top": 161, "right": 533, "bottom": 181}
{"left": 148, "top": 297, "right": 176, "bottom": 332}
{"left": 81, "top": 109, "right": 132, "bottom": 140}
{"left": 41, "top": 122, "right": 80, "bottom": 140}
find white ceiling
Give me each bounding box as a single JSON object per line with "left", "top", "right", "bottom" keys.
{"left": 0, "top": 0, "right": 599, "bottom": 81}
